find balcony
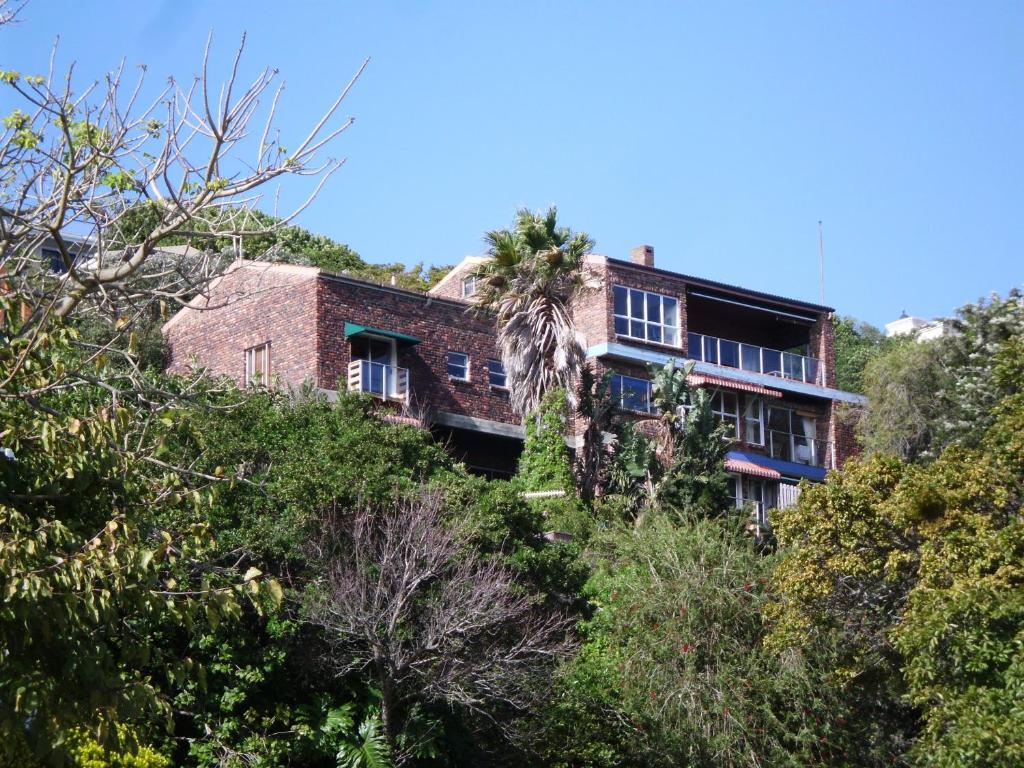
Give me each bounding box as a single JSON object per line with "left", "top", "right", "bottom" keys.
{"left": 687, "top": 332, "right": 823, "bottom": 386}
{"left": 765, "top": 429, "right": 833, "bottom": 469}
{"left": 347, "top": 360, "right": 409, "bottom": 402}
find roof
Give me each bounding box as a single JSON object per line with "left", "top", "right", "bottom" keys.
{"left": 427, "top": 255, "right": 488, "bottom": 295}
{"left": 604, "top": 256, "right": 834, "bottom": 315}
{"left": 688, "top": 373, "right": 783, "bottom": 398}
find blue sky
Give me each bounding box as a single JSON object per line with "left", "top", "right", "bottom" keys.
{"left": 3, "top": 1, "right": 1020, "bottom": 326}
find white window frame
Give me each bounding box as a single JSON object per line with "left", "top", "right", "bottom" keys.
{"left": 244, "top": 342, "right": 271, "bottom": 387}
{"left": 447, "top": 351, "right": 470, "bottom": 381}
{"left": 710, "top": 389, "right": 739, "bottom": 438}
{"left": 743, "top": 396, "right": 765, "bottom": 446}
{"left": 610, "top": 373, "right": 654, "bottom": 414}
{"left": 612, "top": 285, "right": 680, "bottom": 347}
{"left": 461, "top": 275, "right": 478, "bottom": 298}
{"left": 486, "top": 359, "right": 507, "bottom": 389}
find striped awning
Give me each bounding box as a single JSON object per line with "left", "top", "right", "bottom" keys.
{"left": 724, "top": 456, "right": 782, "bottom": 479}
{"left": 688, "top": 373, "right": 783, "bottom": 398}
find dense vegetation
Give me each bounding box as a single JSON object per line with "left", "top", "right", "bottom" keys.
{"left": 4, "top": 285, "right": 1020, "bottom": 766}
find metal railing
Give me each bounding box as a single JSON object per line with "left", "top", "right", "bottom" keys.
{"left": 347, "top": 360, "right": 409, "bottom": 402}
{"left": 765, "top": 429, "right": 833, "bottom": 468}
{"left": 687, "top": 332, "right": 823, "bottom": 386}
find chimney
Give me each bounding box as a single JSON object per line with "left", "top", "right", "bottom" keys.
{"left": 629, "top": 244, "right": 654, "bottom": 268}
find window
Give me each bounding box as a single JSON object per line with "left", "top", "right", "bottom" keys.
{"left": 766, "top": 406, "right": 818, "bottom": 464}
{"left": 710, "top": 390, "right": 739, "bottom": 438}
{"left": 447, "top": 351, "right": 470, "bottom": 381}
{"left": 487, "top": 359, "right": 507, "bottom": 388}
{"left": 245, "top": 342, "right": 270, "bottom": 387}
{"left": 42, "top": 247, "right": 67, "bottom": 274}
{"left": 610, "top": 373, "right": 653, "bottom": 413}
{"left": 743, "top": 397, "right": 764, "bottom": 445}
{"left": 461, "top": 275, "right": 478, "bottom": 298}
{"left": 612, "top": 285, "right": 680, "bottom": 346}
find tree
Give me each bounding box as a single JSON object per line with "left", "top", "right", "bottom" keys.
{"left": 0, "top": 30, "right": 366, "bottom": 387}
{"left": 606, "top": 360, "right": 731, "bottom": 522}
{"left": 767, "top": 397, "right": 1024, "bottom": 765}
{"left": 832, "top": 315, "right": 890, "bottom": 394}
{"left": 0, "top": 301, "right": 274, "bottom": 762}
{"left": 856, "top": 289, "right": 1024, "bottom": 460}
{"left": 470, "top": 207, "right": 596, "bottom": 417}
{"left": 857, "top": 340, "right": 947, "bottom": 460}
{"left": 541, "top": 515, "right": 858, "bottom": 768}
{"left": 305, "top": 491, "right": 575, "bottom": 765}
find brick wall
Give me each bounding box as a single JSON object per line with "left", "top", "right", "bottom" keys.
{"left": 317, "top": 276, "right": 517, "bottom": 426}
{"left": 809, "top": 313, "right": 837, "bottom": 388}
{"left": 163, "top": 262, "right": 319, "bottom": 387}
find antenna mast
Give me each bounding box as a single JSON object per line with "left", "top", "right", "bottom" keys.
{"left": 817, "top": 220, "right": 825, "bottom": 304}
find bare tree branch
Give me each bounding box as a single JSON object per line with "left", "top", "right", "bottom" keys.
{"left": 306, "top": 491, "right": 575, "bottom": 764}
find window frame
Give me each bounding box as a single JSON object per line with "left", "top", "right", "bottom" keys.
{"left": 461, "top": 275, "right": 478, "bottom": 299}
{"left": 447, "top": 351, "right": 470, "bottom": 381}
{"left": 710, "top": 389, "right": 739, "bottom": 439}
{"left": 743, "top": 396, "right": 765, "bottom": 446}
{"left": 486, "top": 358, "right": 507, "bottom": 389}
{"left": 612, "top": 285, "right": 680, "bottom": 347}
{"left": 610, "top": 373, "right": 654, "bottom": 414}
{"left": 244, "top": 342, "right": 271, "bottom": 387}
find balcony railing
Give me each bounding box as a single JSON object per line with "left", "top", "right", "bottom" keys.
{"left": 765, "top": 429, "right": 833, "bottom": 468}
{"left": 347, "top": 360, "right": 409, "bottom": 402}
{"left": 688, "top": 332, "right": 823, "bottom": 386}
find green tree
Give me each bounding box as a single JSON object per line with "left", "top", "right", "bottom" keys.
{"left": 471, "top": 207, "right": 596, "bottom": 416}
{"left": 543, "top": 515, "right": 857, "bottom": 767}
{"left": 833, "top": 315, "right": 890, "bottom": 393}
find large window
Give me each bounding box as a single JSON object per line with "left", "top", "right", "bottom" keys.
{"left": 710, "top": 390, "right": 739, "bottom": 438}
{"left": 766, "top": 406, "right": 818, "bottom": 464}
{"left": 613, "top": 285, "right": 680, "bottom": 346}
{"left": 447, "top": 351, "right": 470, "bottom": 381}
{"left": 610, "top": 373, "right": 653, "bottom": 414}
{"left": 244, "top": 342, "right": 270, "bottom": 387}
{"left": 487, "top": 359, "right": 507, "bottom": 388}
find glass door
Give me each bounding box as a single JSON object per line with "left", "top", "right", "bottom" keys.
{"left": 350, "top": 336, "right": 395, "bottom": 396}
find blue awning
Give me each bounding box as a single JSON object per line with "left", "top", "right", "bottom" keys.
{"left": 725, "top": 450, "right": 828, "bottom": 482}
{"left": 343, "top": 322, "right": 421, "bottom": 346}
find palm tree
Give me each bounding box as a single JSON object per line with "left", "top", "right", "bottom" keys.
{"left": 471, "top": 207, "right": 596, "bottom": 417}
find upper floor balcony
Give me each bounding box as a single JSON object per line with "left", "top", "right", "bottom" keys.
{"left": 347, "top": 359, "right": 409, "bottom": 403}
{"left": 687, "top": 332, "right": 824, "bottom": 387}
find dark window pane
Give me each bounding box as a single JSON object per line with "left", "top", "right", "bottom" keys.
{"left": 630, "top": 320, "right": 644, "bottom": 338}
{"left": 613, "top": 285, "right": 628, "bottom": 316}
{"left": 663, "top": 298, "right": 678, "bottom": 327}
{"left": 762, "top": 349, "right": 781, "bottom": 376}
{"left": 720, "top": 340, "right": 739, "bottom": 368}
{"left": 704, "top": 337, "right": 718, "bottom": 363}
{"left": 630, "top": 289, "right": 644, "bottom": 319}
{"left": 647, "top": 297, "right": 661, "bottom": 323}
{"left": 648, "top": 324, "right": 662, "bottom": 343}
{"left": 741, "top": 345, "right": 760, "bottom": 372}
{"left": 614, "top": 316, "right": 629, "bottom": 335}
{"left": 687, "top": 333, "right": 702, "bottom": 359}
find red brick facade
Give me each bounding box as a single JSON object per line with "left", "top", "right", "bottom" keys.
{"left": 163, "top": 253, "right": 863, "bottom": 483}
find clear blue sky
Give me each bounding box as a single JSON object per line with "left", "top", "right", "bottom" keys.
{"left": 3, "top": 1, "right": 1021, "bottom": 326}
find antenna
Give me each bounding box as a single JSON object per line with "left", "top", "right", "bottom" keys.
{"left": 817, "top": 220, "right": 825, "bottom": 304}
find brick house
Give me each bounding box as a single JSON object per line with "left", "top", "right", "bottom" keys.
{"left": 164, "top": 248, "right": 864, "bottom": 513}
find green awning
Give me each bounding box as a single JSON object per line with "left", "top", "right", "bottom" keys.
{"left": 343, "top": 322, "right": 421, "bottom": 346}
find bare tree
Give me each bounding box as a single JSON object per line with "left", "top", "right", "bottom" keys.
{"left": 0, "top": 0, "right": 24, "bottom": 26}
{"left": 306, "top": 491, "right": 575, "bottom": 764}
{"left": 0, "top": 30, "right": 366, "bottom": 380}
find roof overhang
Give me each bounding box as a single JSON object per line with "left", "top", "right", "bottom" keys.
{"left": 688, "top": 373, "right": 782, "bottom": 398}
{"left": 343, "top": 322, "right": 421, "bottom": 346}
{"left": 726, "top": 450, "right": 828, "bottom": 482}
{"left": 587, "top": 341, "right": 867, "bottom": 405}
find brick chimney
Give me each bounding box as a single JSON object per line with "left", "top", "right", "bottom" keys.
{"left": 629, "top": 244, "right": 654, "bottom": 268}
